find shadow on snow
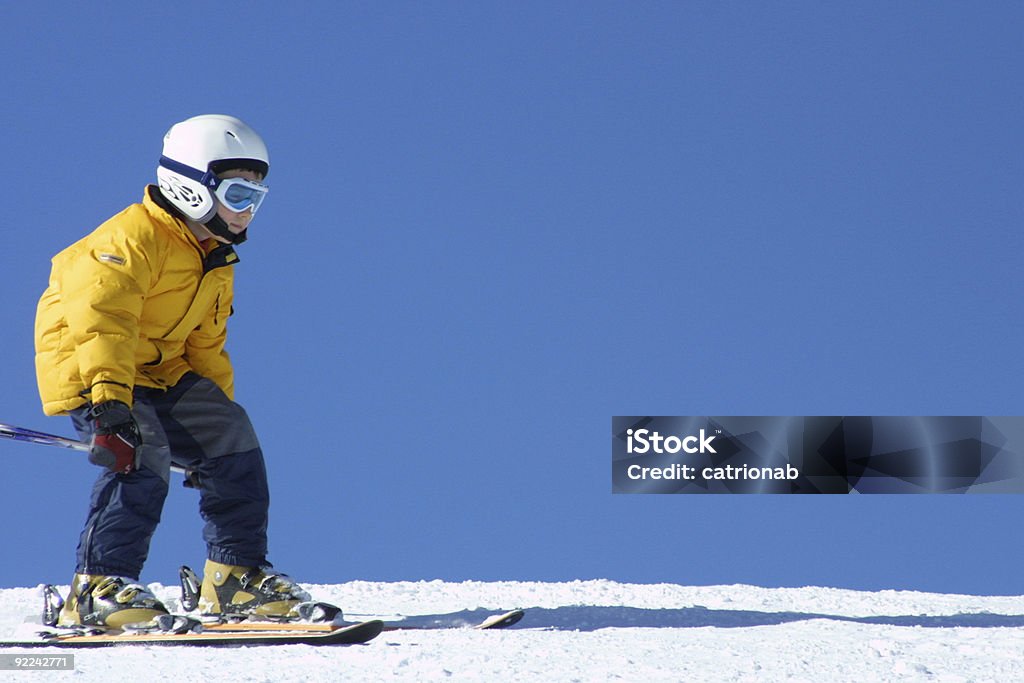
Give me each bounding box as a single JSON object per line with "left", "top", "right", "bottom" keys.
{"left": 382, "top": 607, "right": 1024, "bottom": 631}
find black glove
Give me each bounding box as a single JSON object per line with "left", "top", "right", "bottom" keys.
{"left": 88, "top": 400, "right": 141, "bottom": 474}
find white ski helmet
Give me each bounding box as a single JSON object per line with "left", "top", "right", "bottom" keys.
{"left": 156, "top": 114, "right": 269, "bottom": 242}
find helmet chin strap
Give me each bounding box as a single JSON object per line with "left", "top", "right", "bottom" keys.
{"left": 204, "top": 214, "right": 248, "bottom": 245}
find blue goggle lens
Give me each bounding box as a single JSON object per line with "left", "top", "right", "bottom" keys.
{"left": 215, "top": 177, "right": 269, "bottom": 213}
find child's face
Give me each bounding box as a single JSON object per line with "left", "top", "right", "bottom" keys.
{"left": 214, "top": 168, "right": 265, "bottom": 242}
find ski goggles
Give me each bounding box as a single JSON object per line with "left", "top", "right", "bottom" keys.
{"left": 159, "top": 156, "right": 269, "bottom": 214}
{"left": 212, "top": 176, "right": 269, "bottom": 214}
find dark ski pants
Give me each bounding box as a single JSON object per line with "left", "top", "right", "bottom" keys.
{"left": 70, "top": 373, "right": 269, "bottom": 579}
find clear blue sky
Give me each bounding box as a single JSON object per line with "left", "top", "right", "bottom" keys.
{"left": 1, "top": 2, "right": 1022, "bottom": 595}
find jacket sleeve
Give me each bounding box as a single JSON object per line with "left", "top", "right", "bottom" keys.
{"left": 184, "top": 276, "right": 235, "bottom": 400}
{"left": 60, "top": 228, "right": 153, "bottom": 408}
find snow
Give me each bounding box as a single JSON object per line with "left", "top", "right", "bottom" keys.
{"left": 1, "top": 580, "right": 1023, "bottom": 681}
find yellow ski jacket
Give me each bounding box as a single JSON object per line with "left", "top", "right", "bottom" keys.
{"left": 35, "top": 186, "right": 238, "bottom": 415}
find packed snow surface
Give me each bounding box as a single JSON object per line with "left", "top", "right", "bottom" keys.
{"left": 1, "top": 579, "right": 1023, "bottom": 681}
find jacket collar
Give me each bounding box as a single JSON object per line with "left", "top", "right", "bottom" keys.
{"left": 143, "top": 186, "right": 239, "bottom": 272}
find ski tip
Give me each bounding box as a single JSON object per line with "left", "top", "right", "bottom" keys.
{"left": 476, "top": 609, "right": 525, "bottom": 630}
{"left": 336, "top": 619, "right": 385, "bottom": 643}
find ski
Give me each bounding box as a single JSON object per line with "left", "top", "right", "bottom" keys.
{"left": 196, "top": 608, "right": 525, "bottom": 633}
{"left": 0, "top": 620, "right": 384, "bottom": 648}
{"left": 24, "top": 573, "right": 523, "bottom": 648}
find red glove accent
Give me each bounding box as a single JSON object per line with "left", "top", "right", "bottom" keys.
{"left": 88, "top": 401, "right": 141, "bottom": 474}
{"left": 91, "top": 431, "right": 139, "bottom": 474}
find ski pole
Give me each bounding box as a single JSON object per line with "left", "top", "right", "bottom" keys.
{"left": 0, "top": 422, "right": 190, "bottom": 477}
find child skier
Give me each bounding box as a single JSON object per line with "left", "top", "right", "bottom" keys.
{"left": 34, "top": 114, "right": 311, "bottom": 628}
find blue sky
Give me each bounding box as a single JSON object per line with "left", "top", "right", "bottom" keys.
{"left": 1, "top": 2, "right": 1022, "bottom": 595}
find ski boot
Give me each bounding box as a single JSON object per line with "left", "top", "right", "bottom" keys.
{"left": 199, "top": 560, "right": 313, "bottom": 619}
{"left": 57, "top": 574, "right": 169, "bottom": 630}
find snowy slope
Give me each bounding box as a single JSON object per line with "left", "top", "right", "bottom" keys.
{"left": 1, "top": 580, "right": 1023, "bottom": 682}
